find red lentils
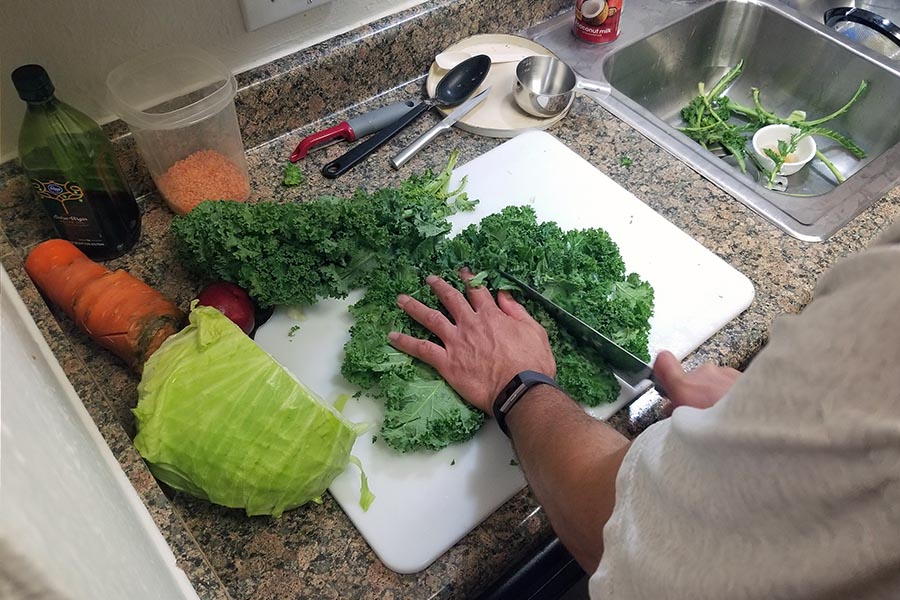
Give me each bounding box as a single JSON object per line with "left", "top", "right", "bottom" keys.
{"left": 156, "top": 149, "right": 250, "bottom": 216}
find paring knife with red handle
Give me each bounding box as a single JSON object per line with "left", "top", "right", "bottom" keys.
{"left": 290, "top": 99, "right": 418, "bottom": 162}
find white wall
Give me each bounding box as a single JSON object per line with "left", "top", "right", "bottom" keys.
{"left": 0, "top": 0, "right": 426, "bottom": 162}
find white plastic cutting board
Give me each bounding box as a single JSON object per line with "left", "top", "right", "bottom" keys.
{"left": 254, "top": 130, "right": 755, "bottom": 574}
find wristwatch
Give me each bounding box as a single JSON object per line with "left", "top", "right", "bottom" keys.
{"left": 493, "top": 370, "right": 561, "bottom": 437}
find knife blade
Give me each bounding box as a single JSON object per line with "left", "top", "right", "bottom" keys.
{"left": 500, "top": 271, "right": 667, "bottom": 397}
{"left": 390, "top": 87, "right": 491, "bottom": 170}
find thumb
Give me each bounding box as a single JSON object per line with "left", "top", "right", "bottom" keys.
{"left": 652, "top": 350, "right": 685, "bottom": 403}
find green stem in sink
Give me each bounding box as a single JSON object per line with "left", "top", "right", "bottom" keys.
{"left": 815, "top": 150, "right": 846, "bottom": 184}
{"left": 751, "top": 88, "right": 781, "bottom": 123}
{"left": 680, "top": 60, "right": 869, "bottom": 190}
{"left": 763, "top": 131, "right": 806, "bottom": 189}
{"left": 799, "top": 80, "right": 868, "bottom": 127}
{"left": 726, "top": 100, "right": 759, "bottom": 121}
{"left": 706, "top": 60, "right": 744, "bottom": 100}
{"left": 805, "top": 127, "right": 866, "bottom": 159}
{"left": 700, "top": 84, "right": 729, "bottom": 127}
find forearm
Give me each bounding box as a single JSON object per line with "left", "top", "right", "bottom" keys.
{"left": 506, "top": 385, "right": 630, "bottom": 573}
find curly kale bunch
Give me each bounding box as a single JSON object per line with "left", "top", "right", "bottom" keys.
{"left": 172, "top": 158, "right": 654, "bottom": 453}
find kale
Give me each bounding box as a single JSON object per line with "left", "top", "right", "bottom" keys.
{"left": 282, "top": 163, "right": 305, "bottom": 186}
{"left": 171, "top": 153, "right": 469, "bottom": 307}
{"left": 343, "top": 204, "right": 654, "bottom": 451}
{"left": 435, "top": 206, "right": 654, "bottom": 407}
{"left": 340, "top": 257, "right": 487, "bottom": 452}
{"left": 173, "top": 157, "right": 654, "bottom": 454}
{"left": 678, "top": 60, "right": 867, "bottom": 186}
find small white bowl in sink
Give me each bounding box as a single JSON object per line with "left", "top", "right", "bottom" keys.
{"left": 752, "top": 124, "right": 816, "bottom": 175}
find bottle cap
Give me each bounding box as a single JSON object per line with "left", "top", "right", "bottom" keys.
{"left": 12, "top": 64, "right": 55, "bottom": 102}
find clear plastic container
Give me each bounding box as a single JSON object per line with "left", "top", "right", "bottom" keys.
{"left": 106, "top": 46, "right": 250, "bottom": 215}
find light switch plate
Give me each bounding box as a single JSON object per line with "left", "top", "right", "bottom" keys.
{"left": 239, "top": 0, "right": 334, "bottom": 31}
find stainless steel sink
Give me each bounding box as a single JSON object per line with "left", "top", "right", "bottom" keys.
{"left": 529, "top": 0, "right": 900, "bottom": 241}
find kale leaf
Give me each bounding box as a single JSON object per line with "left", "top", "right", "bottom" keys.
{"left": 171, "top": 153, "right": 468, "bottom": 307}
{"left": 436, "top": 206, "right": 654, "bottom": 407}
{"left": 172, "top": 158, "right": 655, "bottom": 453}
{"left": 282, "top": 163, "right": 305, "bottom": 186}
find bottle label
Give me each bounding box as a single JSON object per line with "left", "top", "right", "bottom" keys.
{"left": 31, "top": 179, "right": 105, "bottom": 247}
{"left": 574, "top": 0, "right": 622, "bottom": 44}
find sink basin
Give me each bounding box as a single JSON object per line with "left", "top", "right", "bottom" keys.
{"left": 529, "top": 0, "right": 900, "bottom": 241}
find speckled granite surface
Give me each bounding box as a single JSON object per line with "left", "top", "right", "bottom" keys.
{"left": 3, "top": 0, "right": 900, "bottom": 597}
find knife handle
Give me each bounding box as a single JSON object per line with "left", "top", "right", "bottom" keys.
{"left": 390, "top": 121, "right": 452, "bottom": 170}
{"left": 291, "top": 100, "right": 418, "bottom": 161}
{"left": 347, "top": 99, "right": 418, "bottom": 138}
{"left": 322, "top": 102, "right": 429, "bottom": 179}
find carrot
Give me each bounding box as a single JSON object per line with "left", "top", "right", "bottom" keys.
{"left": 25, "top": 239, "right": 185, "bottom": 372}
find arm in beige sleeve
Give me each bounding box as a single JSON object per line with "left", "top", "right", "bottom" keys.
{"left": 591, "top": 229, "right": 900, "bottom": 599}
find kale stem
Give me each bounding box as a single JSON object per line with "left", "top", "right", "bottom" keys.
{"left": 679, "top": 123, "right": 719, "bottom": 132}
{"left": 806, "top": 127, "right": 867, "bottom": 159}
{"left": 800, "top": 80, "right": 868, "bottom": 127}
{"left": 728, "top": 101, "right": 759, "bottom": 120}
{"left": 816, "top": 150, "right": 846, "bottom": 184}
{"left": 751, "top": 88, "right": 780, "bottom": 123}
{"left": 701, "top": 93, "right": 728, "bottom": 126}
{"left": 693, "top": 82, "right": 708, "bottom": 128}
{"left": 707, "top": 60, "right": 744, "bottom": 99}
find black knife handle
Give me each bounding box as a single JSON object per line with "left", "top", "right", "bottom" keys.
{"left": 322, "top": 101, "right": 429, "bottom": 179}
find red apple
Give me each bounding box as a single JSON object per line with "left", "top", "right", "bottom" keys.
{"left": 197, "top": 282, "right": 255, "bottom": 334}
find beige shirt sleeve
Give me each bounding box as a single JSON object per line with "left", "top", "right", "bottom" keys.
{"left": 591, "top": 222, "right": 900, "bottom": 600}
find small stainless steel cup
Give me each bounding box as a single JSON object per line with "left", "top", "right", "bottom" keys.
{"left": 514, "top": 56, "right": 612, "bottom": 118}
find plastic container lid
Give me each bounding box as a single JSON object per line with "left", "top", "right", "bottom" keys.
{"left": 106, "top": 46, "right": 237, "bottom": 131}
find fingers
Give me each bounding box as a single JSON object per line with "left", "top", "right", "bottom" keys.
{"left": 497, "top": 290, "right": 533, "bottom": 322}
{"left": 459, "top": 267, "right": 498, "bottom": 313}
{"left": 426, "top": 275, "right": 474, "bottom": 323}
{"left": 388, "top": 331, "right": 446, "bottom": 368}
{"left": 652, "top": 350, "right": 685, "bottom": 402}
{"left": 397, "top": 294, "right": 455, "bottom": 341}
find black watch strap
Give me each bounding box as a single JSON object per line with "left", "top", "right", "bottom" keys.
{"left": 493, "top": 370, "right": 560, "bottom": 437}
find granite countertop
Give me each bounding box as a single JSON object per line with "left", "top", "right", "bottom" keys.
{"left": 3, "top": 0, "right": 900, "bottom": 598}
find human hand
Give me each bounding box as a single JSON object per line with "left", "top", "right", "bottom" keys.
{"left": 388, "top": 270, "right": 556, "bottom": 415}
{"left": 653, "top": 350, "right": 741, "bottom": 411}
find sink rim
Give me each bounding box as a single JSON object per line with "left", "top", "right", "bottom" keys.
{"left": 529, "top": 0, "right": 900, "bottom": 241}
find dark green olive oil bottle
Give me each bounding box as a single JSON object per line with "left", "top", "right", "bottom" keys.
{"left": 12, "top": 64, "right": 140, "bottom": 260}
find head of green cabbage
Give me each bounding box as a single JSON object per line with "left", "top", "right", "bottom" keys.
{"left": 133, "top": 305, "right": 372, "bottom": 517}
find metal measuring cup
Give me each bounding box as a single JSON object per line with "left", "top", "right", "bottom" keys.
{"left": 513, "top": 56, "right": 612, "bottom": 118}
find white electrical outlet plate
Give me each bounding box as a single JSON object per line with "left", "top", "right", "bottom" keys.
{"left": 239, "top": 0, "right": 334, "bottom": 31}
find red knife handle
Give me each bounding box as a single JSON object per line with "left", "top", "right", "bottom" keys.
{"left": 290, "top": 122, "right": 355, "bottom": 162}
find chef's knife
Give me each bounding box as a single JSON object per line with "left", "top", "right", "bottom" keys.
{"left": 500, "top": 271, "right": 668, "bottom": 397}
{"left": 289, "top": 99, "right": 418, "bottom": 162}
{"left": 390, "top": 87, "right": 491, "bottom": 170}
